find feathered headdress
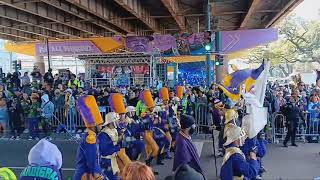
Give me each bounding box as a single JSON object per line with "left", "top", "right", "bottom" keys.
{"left": 139, "top": 90, "right": 155, "bottom": 108}
{"left": 159, "top": 87, "right": 169, "bottom": 101}
{"left": 176, "top": 86, "right": 184, "bottom": 99}
{"left": 77, "top": 95, "right": 103, "bottom": 128}
{"left": 108, "top": 93, "right": 126, "bottom": 114}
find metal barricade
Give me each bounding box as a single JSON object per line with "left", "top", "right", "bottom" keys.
{"left": 272, "top": 112, "right": 286, "bottom": 143}
{"left": 51, "top": 106, "right": 111, "bottom": 131}
{"left": 272, "top": 112, "right": 320, "bottom": 143}
{"left": 194, "top": 103, "right": 211, "bottom": 135}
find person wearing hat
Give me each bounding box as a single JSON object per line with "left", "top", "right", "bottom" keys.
{"left": 98, "top": 112, "right": 121, "bottom": 180}
{"left": 158, "top": 87, "right": 174, "bottom": 159}
{"left": 20, "top": 139, "right": 62, "bottom": 180}
{"left": 138, "top": 90, "right": 160, "bottom": 169}
{"left": 152, "top": 106, "right": 170, "bottom": 165}
{"left": 120, "top": 106, "right": 145, "bottom": 161}
{"left": 173, "top": 114, "right": 203, "bottom": 176}
{"left": 74, "top": 95, "right": 104, "bottom": 180}
{"left": 220, "top": 124, "right": 260, "bottom": 180}
{"left": 108, "top": 93, "right": 132, "bottom": 172}
{"left": 28, "top": 92, "right": 41, "bottom": 140}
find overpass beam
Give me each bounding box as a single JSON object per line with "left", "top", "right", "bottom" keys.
{"left": 40, "top": 0, "right": 122, "bottom": 34}
{"left": 160, "top": 0, "right": 186, "bottom": 31}
{"left": 0, "top": 0, "right": 102, "bottom": 36}
{"left": 240, "top": 0, "right": 261, "bottom": 28}
{"left": 0, "top": 5, "right": 80, "bottom": 38}
{"left": 113, "top": 0, "right": 161, "bottom": 33}
{"left": 0, "top": 17, "right": 57, "bottom": 38}
{"left": 0, "top": 27, "right": 37, "bottom": 40}
{"left": 65, "top": 0, "right": 141, "bottom": 34}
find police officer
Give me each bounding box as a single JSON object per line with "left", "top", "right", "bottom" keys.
{"left": 281, "top": 94, "right": 304, "bottom": 147}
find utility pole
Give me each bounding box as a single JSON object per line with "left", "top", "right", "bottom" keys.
{"left": 46, "top": 38, "right": 51, "bottom": 70}
{"left": 205, "top": 0, "right": 213, "bottom": 88}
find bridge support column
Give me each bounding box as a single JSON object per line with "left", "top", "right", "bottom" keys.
{"left": 34, "top": 56, "right": 45, "bottom": 75}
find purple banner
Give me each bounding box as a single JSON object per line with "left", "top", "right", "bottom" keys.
{"left": 125, "top": 29, "right": 278, "bottom": 55}
{"left": 221, "top": 28, "right": 278, "bottom": 53}
{"left": 36, "top": 41, "right": 101, "bottom": 56}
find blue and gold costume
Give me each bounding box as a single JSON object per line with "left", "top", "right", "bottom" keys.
{"left": 138, "top": 90, "right": 160, "bottom": 166}
{"left": 98, "top": 112, "right": 121, "bottom": 180}
{"left": 74, "top": 96, "right": 104, "bottom": 180}
{"left": 220, "top": 125, "right": 260, "bottom": 180}
{"left": 120, "top": 106, "right": 145, "bottom": 161}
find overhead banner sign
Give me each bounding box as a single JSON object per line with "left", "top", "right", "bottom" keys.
{"left": 126, "top": 28, "right": 278, "bottom": 55}
{"left": 35, "top": 41, "right": 101, "bottom": 56}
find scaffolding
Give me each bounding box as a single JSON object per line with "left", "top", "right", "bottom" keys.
{"left": 78, "top": 52, "right": 159, "bottom": 87}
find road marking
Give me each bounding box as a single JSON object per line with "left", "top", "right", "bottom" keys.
{"left": 6, "top": 167, "right": 75, "bottom": 171}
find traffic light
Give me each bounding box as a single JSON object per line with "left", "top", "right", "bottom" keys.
{"left": 204, "top": 30, "right": 213, "bottom": 53}
{"left": 17, "top": 60, "right": 22, "bottom": 70}
{"left": 12, "top": 60, "right": 17, "bottom": 71}
{"left": 215, "top": 54, "right": 224, "bottom": 66}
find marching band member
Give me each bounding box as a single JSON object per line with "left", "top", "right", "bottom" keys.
{"left": 98, "top": 112, "right": 121, "bottom": 180}
{"left": 220, "top": 125, "right": 260, "bottom": 180}
{"left": 159, "top": 87, "right": 173, "bottom": 158}
{"left": 74, "top": 95, "right": 104, "bottom": 180}
{"left": 123, "top": 106, "right": 145, "bottom": 161}
{"left": 108, "top": 93, "right": 132, "bottom": 172}
{"left": 152, "top": 106, "right": 170, "bottom": 165}
{"left": 138, "top": 90, "right": 159, "bottom": 167}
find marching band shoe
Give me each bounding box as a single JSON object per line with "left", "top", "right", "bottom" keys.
{"left": 145, "top": 157, "right": 153, "bottom": 166}
{"left": 291, "top": 143, "right": 298, "bottom": 147}
{"left": 156, "top": 155, "right": 165, "bottom": 165}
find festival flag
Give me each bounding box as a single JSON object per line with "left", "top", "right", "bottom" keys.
{"left": 219, "top": 61, "right": 265, "bottom": 101}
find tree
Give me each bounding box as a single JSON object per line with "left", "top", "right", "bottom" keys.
{"left": 247, "top": 14, "right": 320, "bottom": 77}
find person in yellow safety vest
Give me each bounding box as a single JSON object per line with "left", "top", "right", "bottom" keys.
{"left": 0, "top": 167, "right": 17, "bottom": 180}
{"left": 67, "top": 74, "right": 80, "bottom": 89}
{"left": 108, "top": 93, "right": 132, "bottom": 172}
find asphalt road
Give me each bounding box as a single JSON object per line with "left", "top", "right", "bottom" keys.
{"left": 1, "top": 139, "right": 320, "bottom": 180}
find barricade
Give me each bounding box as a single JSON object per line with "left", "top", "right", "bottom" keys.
{"left": 194, "top": 103, "right": 212, "bottom": 135}
{"left": 272, "top": 111, "right": 320, "bottom": 143}
{"left": 51, "top": 106, "right": 111, "bottom": 131}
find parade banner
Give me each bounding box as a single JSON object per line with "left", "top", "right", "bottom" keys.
{"left": 126, "top": 28, "right": 278, "bottom": 55}
{"left": 36, "top": 41, "right": 101, "bottom": 56}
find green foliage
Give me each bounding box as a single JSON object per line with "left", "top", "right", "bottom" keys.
{"left": 248, "top": 14, "right": 320, "bottom": 65}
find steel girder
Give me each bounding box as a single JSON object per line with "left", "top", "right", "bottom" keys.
{"left": 0, "top": 17, "right": 57, "bottom": 38}
{"left": 113, "top": 0, "right": 161, "bottom": 33}
{"left": 0, "top": 0, "right": 102, "bottom": 35}
{"left": 0, "top": 5, "right": 80, "bottom": 38}
{"left": 0, "top": 27, "right": 37, "bottom": 40}
{"left": 64, "top": 0, "right": 144, "bottom": 34}
{"left": 40, "top": 0, "right": 123, "bottom": 34}
{"left": 240, "top": 0, "right": 262, "bottom": 28}
{"left": 160, "top": 0, "right": 186, "bottom": 31}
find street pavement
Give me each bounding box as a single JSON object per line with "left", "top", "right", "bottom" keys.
{"left": 1, "top": 138, "right": 320, "bottom": 180}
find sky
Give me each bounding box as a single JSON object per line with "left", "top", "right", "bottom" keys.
{"left": 292, "top": 0, "right": 320, "bottom": 20}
